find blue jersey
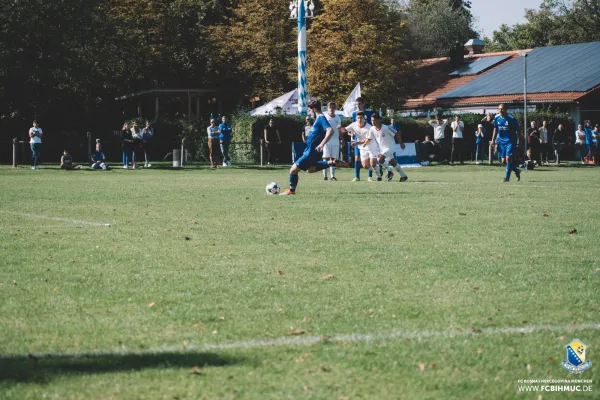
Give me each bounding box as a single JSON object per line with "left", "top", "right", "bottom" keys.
{"left": 92, "top": 151, "right": 105, "bottom": 162}
{"left": 352, "top": 109, "right": 373, "bottom": 123}
{"left": 584, "top": 126, "right": 594, "bottom": 145}
{"left": 219, "top": 123, "right": 232, "bottom": 141}
{"left": 305, "top": 115, "right": 330, "bottom": 152}
{"left": 494, "top": 114, "right": 519, "bottom": 144}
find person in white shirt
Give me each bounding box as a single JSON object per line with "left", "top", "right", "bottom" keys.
{"left": 339, "top": 112, "right": 381, "bottom": 181}
{"left": 575, "top": 124, "right": 586, "bottom": 163}
{"left": 539, "top": 120, "right": 549, "bottom": 163}
{"left": 450, "top": 115, "right": 464, "bottom": 165}
{"left": 370, "top": 113, "right": 407, "bottom": 182}
{"left": 428, "top": 117, "right": 449, "bottom": 163}
{"left": 29, "top": 120, "right": 43, "bottom": 169}
{"left": 322, "top": 102, "right": 342, "bottom": 181}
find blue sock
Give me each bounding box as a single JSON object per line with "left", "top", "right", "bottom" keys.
{"left": 314, "top": 160, "right": 329, "bottom": 172}
{"left": 368, "top": 168, "right": 373, "bottom": 178}
{"left": 290, "top": 173, "right": 298, "bottom": 192}
{"left": 505, "top": 162, "right": 512, "bottom": 180}
{"left": 354, "top": 160, "right": 361, "bottom": 178}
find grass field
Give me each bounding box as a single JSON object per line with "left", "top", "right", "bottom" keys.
{"left": 0, "top": 162, "right": 599, "bottom": 399}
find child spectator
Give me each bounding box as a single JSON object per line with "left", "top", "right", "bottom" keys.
{"left": 60, "top": 150, "right": 79, "bottom": 170}
{"left": 474, "top": 124, "right": 485, "bottom": 164}
{"left": 91, "top": 143, "right": 108, "bottom": 170}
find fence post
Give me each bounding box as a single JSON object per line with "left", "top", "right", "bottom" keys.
{"left": 181, "top": 138, "right": 186, "bottom": 167}
{"left": 87, "top": 132, "right": 92, "bottom": 164}
{"left": 260, "top": 140, "right": 264, "bottom": 166}
{"left": 12, "top": 138, "right": 18, "bottom": 168}
{"left": 488, "top": 142, "right": 494, "bottom": 165}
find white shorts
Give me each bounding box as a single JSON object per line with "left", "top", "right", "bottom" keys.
{"left": 380, "top": 148, "right": 395, "bottom": 162}
{"left": 322, "top": 142, "right": 340, "bottom": 159}
{"left": 359, "top": 144, "right": 379, "bottom": 161}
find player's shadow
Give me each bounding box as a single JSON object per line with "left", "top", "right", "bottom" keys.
{"left": 0, "top": 351, "right": 239, "bottom": 384}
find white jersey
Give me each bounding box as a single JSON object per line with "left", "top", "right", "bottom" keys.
{"left": 370, "top": 125, "right": 396, "bottom": 152}
{"left": 346, "top": 122, "right": 374, "bottom": 150}
{"left": 324, "top": 113, "right": 341, "bottom": 142}
{"left": 29, "top": 127, "right": 43, "bottom": 144}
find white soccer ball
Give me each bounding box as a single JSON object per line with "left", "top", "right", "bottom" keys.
{"left": 266, "top": 182, "right": 280, "bottom": 195}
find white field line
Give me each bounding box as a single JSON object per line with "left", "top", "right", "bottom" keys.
{"left": 4, "top": 322, "right": 599, "bottom": 359}
{"left": 0, "top": 211, "right": 111, "bottom": 227}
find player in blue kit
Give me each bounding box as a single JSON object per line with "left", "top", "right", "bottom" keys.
{"left": 491, "top": 104, "right": 521, "bottom": 182}
{"left": 281, "top": 99, "right": 347, "bottom": 195}
{"left": 351, "top": 97, "right": 373, "bottom": 181}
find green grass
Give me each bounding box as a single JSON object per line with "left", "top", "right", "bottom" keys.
{"left": 0, "top": 163, "right": 599, "bottom": 399}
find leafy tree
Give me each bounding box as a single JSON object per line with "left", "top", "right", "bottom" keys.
{"left": 210, "top": 0, "right": 296, "bottom": 101}
{"left": 484, "top": 0, "right": 600, "bottom": 51}
{"left": 405, "top": 0, "right": 476, "bottom": 59}
{"left": 306, "top": 0, "right": 413, "bottom": 109}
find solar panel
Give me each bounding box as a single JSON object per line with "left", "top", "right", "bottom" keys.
{"left": 440, "top": 41, "right": 600, "bottom": 98}
{"left": 449, "top": 55, "right": 511, "bottom": 76}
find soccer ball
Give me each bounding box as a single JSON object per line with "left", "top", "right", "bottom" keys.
{"left": 266, "top": 182, "right": 280, "bottom": 195}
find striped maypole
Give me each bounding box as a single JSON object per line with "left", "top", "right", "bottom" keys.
{"left": 297, "top": 0, "right": 307, "bottom": 116}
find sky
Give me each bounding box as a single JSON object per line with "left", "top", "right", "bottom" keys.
{"left": 470, "top": 0, "right": 543, "bottom": 39}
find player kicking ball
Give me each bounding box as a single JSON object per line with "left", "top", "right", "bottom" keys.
{"left": 370, "top": 113, "right": 408, "bottom": 182}
{"left": 491, "top": 103, "right": 521, "bottom": 182}
{"left": 339, "top": 111, "right": 381, "bottom": 181}
{"left": 281, "top": 99, "right": 347, "bottom": 195}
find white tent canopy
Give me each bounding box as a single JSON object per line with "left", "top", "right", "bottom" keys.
{"left": 250, "top": 89, "right": 299, "bottom": 116}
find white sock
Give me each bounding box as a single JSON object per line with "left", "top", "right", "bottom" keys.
{"left": 374, "top": 166, "right": 382, "bottom": 179}
{"left": 384, "top": 160, "right": 392, "bottom": 171}
{"left": 330, "top": 166, "right": 335, "bottom": 177}
{"left": 395, "top": 164, "right": 407, "bottom": 178}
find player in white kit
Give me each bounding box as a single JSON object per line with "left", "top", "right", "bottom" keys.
{"left": 322, "top": 102, "right": 342, "bottom": 181}
{"left": 370, "top": 113, "right": 408, "bottom": 182}
{"left": 339, "top": 112, "right": 381, "bottom": 181}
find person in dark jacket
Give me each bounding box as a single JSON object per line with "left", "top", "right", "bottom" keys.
{"left": 121, "top": 122, "right": 135, "bottom": 169}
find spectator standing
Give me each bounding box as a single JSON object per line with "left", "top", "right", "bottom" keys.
{"left": 121, "top": 122, "right": 134, "bottom": 169}
{"left": 552, "top": 124, "right": 570, "bottom": 164}
{"left": 428, "top": 116, "right": 449, "bottom": 164}
{"left": 29, "top": 120, "right": 43, "bottom": 169}
{"left": 141, "top": 120, "right": 154, "bottom": 168}
{"left": 575, "top": 124, "right": 586, "bottom": 164}
{"left": 526, "top": 121, "right": 542, "bottom": 166}
{"left": 263, "top": 119, "right": 281, "bottom": 165}
{"left": 60, "top": 150, "right": 79, "bottom": 170}
{"left": 592, "top": 124, "right": 599, "bottom": 165}
{"left": 302, "top": 117, "right": 313, "bottom": 143}
{"left": 474, "top": 124, "right": 485, "bottom": 164}
{"left": 539, "top": 120, "right": 549, "bottom": 163}
{"left": 480, "top": 112, "right": 494, "bottom": 163}
{"left": 130, "top": 121, "right": 143, "bottom": 169}
{"left": 207, "top": 118, "right": 221, "bottom": 168}
{"left": 450, "top": 115, "right": 464, "bottom": 165}
{"left": 583, "top": 120, "right": 595, "bottom": 164}
{"left": 91, "top": 143, "right": 108, "bottom": 170}
{"left": 219, "top": 116, "right": 233, "bottom": 167}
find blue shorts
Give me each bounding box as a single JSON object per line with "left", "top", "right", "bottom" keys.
{"left": 499, "top": 142, "right": 515, "bottom": 158}
{"left": 294, "top": 149, "right": 323, "bottom": 171}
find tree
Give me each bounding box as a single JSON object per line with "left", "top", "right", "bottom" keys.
{"left": 306, "top": 0, "right": 413, "bottom": 109}
{"left": 484, "top": 0, "right": 600, "bottom": 51}
{"left": 405, "top": 0, "right": 477, "bottom": 59}
{"left": 210, "top": 0, "right": 296, "bottom": 102}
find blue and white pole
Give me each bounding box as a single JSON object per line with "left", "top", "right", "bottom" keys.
{"left": 297, "top": 0, "right": 307, "bottom": 116}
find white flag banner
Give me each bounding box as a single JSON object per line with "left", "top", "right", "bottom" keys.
{"left": 342, "top": 83, "right": 361, "bottom": 117}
